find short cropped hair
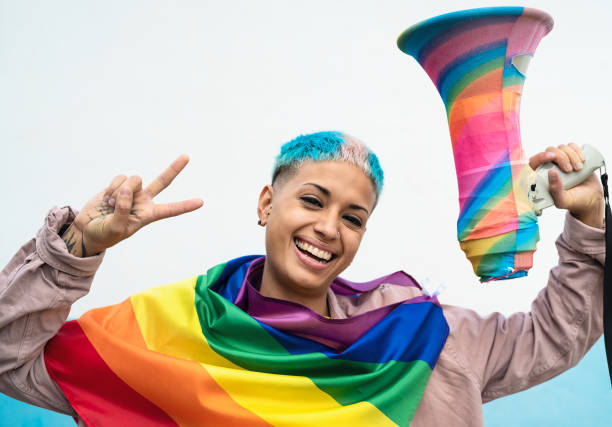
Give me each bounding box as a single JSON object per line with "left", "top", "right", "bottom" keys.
{"left": 271, "top": 131, "right": 384, "bottom": 201}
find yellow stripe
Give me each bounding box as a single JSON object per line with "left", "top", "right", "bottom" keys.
{"left": 131, "top": 278, "right": 396, "bottom": 427}
{"left": 460, "top": 232, "right": 508, "bottom": 258}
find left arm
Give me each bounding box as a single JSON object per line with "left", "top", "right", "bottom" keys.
{"left": 444, "top": 143, "right": 606, "bottom": 398}
{"left": 444, "top": 212, "right": 603, "bottom": 399}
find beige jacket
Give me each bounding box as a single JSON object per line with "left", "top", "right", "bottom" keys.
{"left": 0, "top": 206, "right": 605, "bottom": 426}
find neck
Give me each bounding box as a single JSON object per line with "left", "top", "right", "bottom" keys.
{"left": 259, "top": 260, "right": 330, "bottom": 317}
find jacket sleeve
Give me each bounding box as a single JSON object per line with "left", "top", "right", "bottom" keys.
{"left": 443, "top": 212, "right": 605, "bottom": 401}
{"left": 0, "top": 206, "right": 104, "bottom": 415}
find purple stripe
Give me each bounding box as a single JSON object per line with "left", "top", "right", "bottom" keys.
{"left": 417, "top": 14, "right": 517, "bottom": 63}
{"left": 331, "top": 271, "right": 421, "bottom": 294}
{"left": 234, "top": 258, "right": 440, "bottom": 351}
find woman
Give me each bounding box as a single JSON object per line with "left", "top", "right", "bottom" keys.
{"left": 0, "top": 132, "right": 605, "bottom": 426}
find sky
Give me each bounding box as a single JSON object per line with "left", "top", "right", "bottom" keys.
{"left": 1, "top": 0, "right": 611, "bottom": 425}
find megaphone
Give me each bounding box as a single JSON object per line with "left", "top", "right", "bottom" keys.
{"left": 397, "top": 6, "right": 605, "bottom": 281}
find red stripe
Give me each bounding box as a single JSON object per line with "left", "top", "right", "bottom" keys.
{"left": 45, "top": 320, "right": 179, "bottom": 426}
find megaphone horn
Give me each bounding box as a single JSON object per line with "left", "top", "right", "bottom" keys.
{"left": 397, "top": 7, "right": 552, "bottom": 282}
{"left": 398, "top": 7, "right": 605, "bottom": 281}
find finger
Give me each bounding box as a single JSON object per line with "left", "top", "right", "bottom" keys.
{"left": 568, "top": 142, "right": 585, "bottom": 162}
{"left": 548, "top": 169, "right": 572, "bottom": 209}
{"left": 145, "top": 154, "right": 190, "bottom": 198}
{"left": 528, "top": 151, "right": 555, "bottom": 170}
{"left": 109, "top": 175, "right": 143, "bottom": 207}
{"left": 545, "top": 146, "right": 572, "bottom": 173}
{"left": 110, "top": 185, "right": 135, "bottom": 234}
{"left": 150, "top": 198, "right": 204, "bottom": 222}
{"left": 103, "top": 175, "right": 127, "bottom": 203}
{"left": 558, "top": 144, "right": 583, "bottom": 171}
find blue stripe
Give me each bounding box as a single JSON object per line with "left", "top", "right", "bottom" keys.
{"left": 515, "top": 222, "right": 540, "bottom": 250}
{"left": 211, "top": 255, "right": 261, "bottom": 301}
{"left": 474, "top": 222, "right": 540, "bottom": 280}
{"left": 258, "top": 302, "right": 449, "bottom": 369}
{"left": 438, "top": 42, "right": 507, "bottom": 105}
{"left": 503, "top": 62, "right": 528, "bottom": 81}
{"left": 457, "top": 152, "right": 512, "bottom": 240}
{"left": 397, "top": 7, "right": 522, "bottom": 59}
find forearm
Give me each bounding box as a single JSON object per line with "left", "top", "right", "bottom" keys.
{"left": 0, "top": 206, "right": 104, "bottom": 413}
{"left": 445, "top": 213, "right": 604, "bottom": 401}
{"left": 571, "top": 196, "right": 605, "bottom": 229}
{"left": 484, "top": 213, "right": 604, "bottom": 397}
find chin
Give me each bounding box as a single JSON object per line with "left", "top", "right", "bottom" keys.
{"left": 285, "top": 264, "right": 335, "bottom": 295}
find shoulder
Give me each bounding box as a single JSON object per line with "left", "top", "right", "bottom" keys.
{"left": 330, "top": 270, "right": 430, "bottom": 317}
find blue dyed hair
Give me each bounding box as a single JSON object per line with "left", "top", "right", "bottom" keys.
{"left": 272, "top": 131, "right": 384, "bottom": 201}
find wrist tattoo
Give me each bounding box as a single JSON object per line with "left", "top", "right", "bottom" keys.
{"left": 62, "top": 229, "right": 77, "bottom": 254}
{"left": 61, "top": 225, "right": 87, "bottom": 257}
{"left": 81, "top": 231, "right": 88, "bottom": 257}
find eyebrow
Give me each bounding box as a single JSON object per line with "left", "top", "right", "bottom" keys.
{"left": 302, "top": 183, "right": 370, "bottom": 215}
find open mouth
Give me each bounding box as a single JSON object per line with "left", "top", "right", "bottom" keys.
{"left": 294, "top": 238, "right": 335, "bottom": 264}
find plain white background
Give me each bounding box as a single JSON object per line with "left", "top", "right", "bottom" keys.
{"left": 1, "top": 0, "right": 610, "bottom": 320}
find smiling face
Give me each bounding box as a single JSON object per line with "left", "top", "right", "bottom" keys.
{"left": 257, "top": 160, "right": 377, "bottom": 314}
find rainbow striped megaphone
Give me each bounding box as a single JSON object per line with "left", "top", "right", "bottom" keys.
{"left": 397, "top": 7, "right": 605, "bottom": 281}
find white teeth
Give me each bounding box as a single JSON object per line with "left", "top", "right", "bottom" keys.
{"left": 295, "top": 239, "right": 332, "bottom": 261}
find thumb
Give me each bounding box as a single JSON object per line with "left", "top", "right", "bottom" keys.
{"left": 110, "top": 186, "right": 134, "bottom": 234}
{"left": 548, "top": 169, "right": 572, "bottom": 209}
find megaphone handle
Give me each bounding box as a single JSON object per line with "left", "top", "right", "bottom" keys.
{"left": 539, "top": 153, "right": 601, "bottom": 190}
{"left": 531, "top": 145, "right": 605, "bottom": 212}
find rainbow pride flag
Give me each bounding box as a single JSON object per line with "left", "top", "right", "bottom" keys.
{"left": 397, "top": 7, "right": 553, "bottom": 281}
{"left": 44, "top": 256, "right": 449, "bottom": 426}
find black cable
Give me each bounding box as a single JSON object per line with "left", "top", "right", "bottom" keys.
{"left": 600, "top": 171, "right": 611, "bottom": 386}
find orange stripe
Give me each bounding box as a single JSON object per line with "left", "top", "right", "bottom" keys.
{"left": 454, "top": 68, "right": 503, "bottom": 104}
{"left": 464, "top": 191, "right": 517, "bottom": 240}
{"left": 448, "top": 69, "right": 503, "bottom": 142}
{"left": 513, "top": 251, "right": 534, "bottom": 272}
{"left": 45, "top": 320, "right": 180, "bottom": 426}
{"left": 79, "top": 302, "right": 271, "bottom": 427}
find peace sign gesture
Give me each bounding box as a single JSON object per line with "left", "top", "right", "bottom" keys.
{"left": 61, "top": 155, "right": 203, "bottom": 257}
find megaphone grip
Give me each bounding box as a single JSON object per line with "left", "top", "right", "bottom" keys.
{"left": 530, "top": 144, "right": 605, "bottom": 213}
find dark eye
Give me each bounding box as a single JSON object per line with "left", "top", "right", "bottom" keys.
{"left": 300, "top": 196, "right": 322, "bottom": 207}
{"left": 343, "top": 215, "right": 362, "bottom": 227}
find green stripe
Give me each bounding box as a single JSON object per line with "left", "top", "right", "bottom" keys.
{"left": 445, "top": 57, "right": 504, "bottom": 116}
{"left": 502, "top": 64, "right": 527, "bottom": 88}
{"left": 205, "top": 262, "right": 226, "bottom": 289}
{"left": 502, "top": 72, "right": 525, "bottom": 88}
{"left": 318, "top": 359, "right": 432, "bottom": 425}
{"left": 194, "top": 273, "right": 432, "bottom": 425}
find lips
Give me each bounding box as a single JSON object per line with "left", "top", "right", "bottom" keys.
{"left": 293, "top": 237, "right": 336, "bottom": 264}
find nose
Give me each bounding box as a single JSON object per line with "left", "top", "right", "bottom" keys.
{"left": 313, "top": 210, "right": 340, "bottom": 240}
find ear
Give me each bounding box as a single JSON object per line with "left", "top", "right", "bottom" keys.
{"left": 257, "top": 185, "right": 274, "bottom": 226}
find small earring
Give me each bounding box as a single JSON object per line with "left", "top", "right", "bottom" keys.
{"left": 258, "top": 220, "right": 262, "bottom": 226}
{"left": 337, "top": 231, "right": 340, "bottom": 237}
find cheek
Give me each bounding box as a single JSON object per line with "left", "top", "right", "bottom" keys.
{"left": 265, "top": 209, "right": 303, "bottom": 249}
{"left": 274, "top": 206, "right": 313, "bottom": 232}
{"left": 342, "top": 234, "right": 363, "bottom": 263}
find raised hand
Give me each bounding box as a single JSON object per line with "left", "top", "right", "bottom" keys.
{"left": 61, "top": 155, "right": 203, "bottom": 257}
{"left": 529, "top": 143, "right": 604, "bottom": 228}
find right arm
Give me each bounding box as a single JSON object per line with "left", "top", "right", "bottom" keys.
{"left": 0, "top": 206, "right": 103, "bottom": 414}
{"left": 0, "top": 155, "right": 202, "bottom": 414}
